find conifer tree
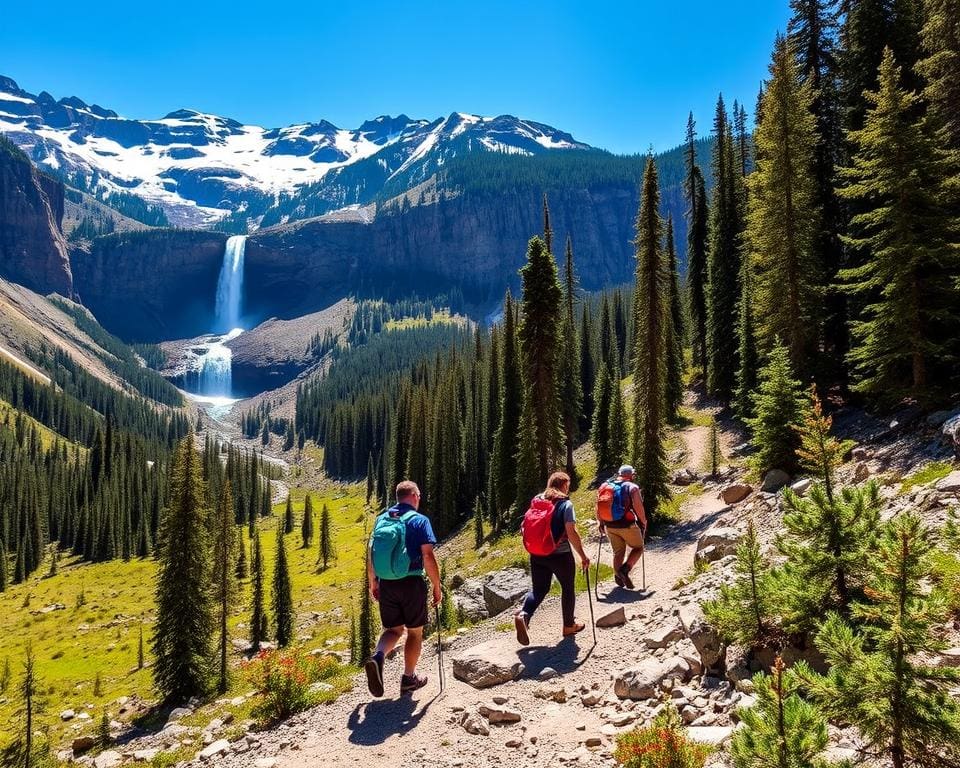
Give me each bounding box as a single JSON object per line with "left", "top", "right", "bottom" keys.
{"left": 734, "top": 253, "right": 759, "bottom": 419}
{"left": 578, "top": 304, "right": 596, "bottom": 436}
{"left": 704, "top": 520, "right": 775, "bottom": 649}
{"left": 686, "top": 119, "right": 710, "bottom": 372}
{"left": 747, "top": 341, "right": 805, "bottom": 476}
{"left": 249, "top": 530, "right": 268, "bottom": 652}
{"left": 235, "top": 529, "right": 247, "bottom": 580}
{"left": 513, "top": 393, "right": 542, "bottom": 518}
{"left": 748, "top": 34, "right": 822, "bottom": 370}
{"left": 731, "top": 656, "right": 828, "bottom": 768}
{"left": 301, "top": 493, "right": 314, "bottom": 548}
{"left": 559, "top": 237, "right": 584, "bottom": 480}
{"left": 608, "top": 372, "right": 629, "bottom": 470}
{"left": 518, "top": 236, "right": 564, "bottom": 480}
{"left": 473, "top": 496, "right": 484, "bottom": 549}
{"left": 272, "top": 521, "right": 294, "bottom": 648}
{"left": 152, "top": 437, "right": 212, "bottom": 701}
{"left": 838, "top": 49, "right": 960, "bottom": 402}
{"left": 664, "top": 217, "right": 685, "bottom": 420}
{"left": 211, "top": 482, "right": 237, "bottom": 693}
{"left": 489, "top": 291, "right": 521, "bottom": 527}
{"left": 318, "top": 503, "right": 335, "bottom": 570}
{"left": 804, "top": 513, "right": 960, "bottom": 768}
{"left": 283, "top": 494, "right": 294, "bottom": 534}
{"left": 590, "top": 365, "right": 614, "bottom": 477}
{"left": 97, "top": 709, "right": 110, "bottom": 747}
{"left": 630, "top": 157, "right": 671, "bottom": 516}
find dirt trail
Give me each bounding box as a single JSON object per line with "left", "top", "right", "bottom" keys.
{"left": 225, "top": 413, "right": 731, "bottom": 768}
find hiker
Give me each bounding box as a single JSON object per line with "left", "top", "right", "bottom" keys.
{"left": 365, "top": 480, "right": 442, "bottom": 697}
{"left": 596, "top": 465, "right": 647, "bottom": 589}
{"left": 514, "top": 471, "right": 591, "bottom": 645}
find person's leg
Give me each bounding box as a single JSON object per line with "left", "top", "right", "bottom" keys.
{"left": 623, "top": 526, "right": 645, "bottom": 571}
{"left": 375, "top": 626, "right": 404, "bottom": 657}
{"left": 519, "top": 556, "right": 553, "bottom": 623}
{"left": 553, "top": 552, "right": 578, "bottom": 629}
{"left": 402, "top": 626, "right": 423, "bottom": 676}
{"left": 608, "top": 529, "right": 626, "bottom": 573}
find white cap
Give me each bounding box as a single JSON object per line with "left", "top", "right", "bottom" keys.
{"left": 618, "top": 465, "right": 635, "bottom": 476}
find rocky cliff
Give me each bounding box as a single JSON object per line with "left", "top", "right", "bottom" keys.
{"left": 74, "top": 185, "right": 640, "bottom": 341}
{"left": 0, "top": 137, "right": 73, "bottom": 296}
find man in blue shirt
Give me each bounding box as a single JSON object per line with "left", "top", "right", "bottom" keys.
{"left": 365, "top": 480, "right": 441, "bottom": 696}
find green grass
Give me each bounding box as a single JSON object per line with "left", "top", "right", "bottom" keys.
{"left": 931, "top": 550, "right": 960, "bottom": 617}
{"left": 899, "top": 461, "right": 954, "bottom": 494}
{"left": 383, "top": 310, "right": 464, "bottom": 331}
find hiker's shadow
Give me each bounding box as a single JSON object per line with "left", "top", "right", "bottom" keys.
{"left": 347, "top": 695, "right": 434, "bottom": 746}
{"left": 596, "top": 585, "right": 657, "bottom": 604}
{"left": 518, "top": 637, "right": 587, "bottom": 677}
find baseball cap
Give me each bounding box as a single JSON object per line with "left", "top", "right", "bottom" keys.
{"left": 618, "top": 464, "right": 635, "bottom": 476}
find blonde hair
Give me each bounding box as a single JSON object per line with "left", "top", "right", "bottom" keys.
{"left": 543, "top": 471, "right": 571, "bottom": 501}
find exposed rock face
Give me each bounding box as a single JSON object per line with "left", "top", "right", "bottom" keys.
{"left": 482, "top": 568, "right": 529, "bottom": 617}
{"left": 0, "top": 139, "right": 72, "bottom": 296}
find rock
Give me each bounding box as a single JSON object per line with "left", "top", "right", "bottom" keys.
{"left": 452, "top": 640, "right": 524, "bottom": 688}
{"left": 585, "top": 737, "right": 603, "bottom": 747}
{"left": 482, "top": 568, "right": 530, "bottom": 617}
{"left": 538, "top": 666, "right": 558, "bottom": 681}
{"left": 942, "top": 415, "right": 960, "bottom": 457}
{"left": 760, "top": 469, "right": 790, "bottom": 493}
{"left": 60, "top": 709, "right": 76, "bottom": 721}
{"left": 581, "top": 690, "right": 604, "bottom": 706}
{"left": 696, "top": 527, "right": 741, "bottom": 562}
{"left": 678, "top": 606, "right": 724, "bottom": 671}
{"left": 479, "top": 703, "right": 522, "bottom": 724}
{"left": 935, "top": 471, "right": 960, "bottom": 493}
{"left": 643, "top": 624, "right": 684, "bottom": 649}
{"left": 686, "top": 726, "right": 734, "bottom": 745}
{"left": 596, "top": 606, "right": 627, "bottom": 628}
{"left": 853, "top": 462, "right": 870, "bottom": 483}
{"left": 939, "top": 648, "right": 960, "bottom": 667}
{"left": 454, "top": 578, "right": 489, "bottom": 622}
{"left": 72, "top": 736, "right": 96, "bottom": 754}
{"left": 789, "top": 478, "right": 813, "bottom": 495}
{"left": 851, "top": 446, "right": 869, "bottom": 462}
{"left": 94, "top": 750, "right": 122, "bottom": 768}
{"left": 254, "top": 760, "right": 277, "bottom": 768}
{"left": 671, "top": 468, "right": 698, "bottom": 486}
{"left": 199, "top": 739, "right": 231, "bottom": 760}
{"left": 534, "top": 686, "right": 568, "bottom": 703}
{"left": 614, "top": 656, "right": 692, "bottom": 700}
{"left": 461, "top": 711, "right": 490, "bottom": 736}
{"left": 720, "top": 484, "right": 752, "bottom": 504}
{"left": 167, "top": 706, "right": 192, "bottom": 722}
{"left": 132, "top": 749, "right": 160, "bottom": 762}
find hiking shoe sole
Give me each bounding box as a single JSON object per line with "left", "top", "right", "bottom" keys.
{"left": 400, "top": 674, "right": 428, "bottom": 694}
{"left": 515, "top": 614, "right": 530, "bottom": 646}
{"left": 364, "top": 656, "right": 384, "bottom": 698}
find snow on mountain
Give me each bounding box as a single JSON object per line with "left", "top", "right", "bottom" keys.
{"left": 0, "top": 76, "right": 591, "bottom": 228}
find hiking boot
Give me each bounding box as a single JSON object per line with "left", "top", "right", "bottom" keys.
{"left": 364, "top": 652, "right": 384, "bottom": 698}
{"left": 562, "top": 622, "right": 586, "bottom": 636}
{"left": 400, "top": 672, "right": 428, "bottom": 694}
{"left": 614, "top": 571, "right": 625, "bottom": 588}
{"left": 514, "top": 612, "right": 530, "bottom": 646}
{"left": 618, "top": 564, "right": 635, "bottom": 590}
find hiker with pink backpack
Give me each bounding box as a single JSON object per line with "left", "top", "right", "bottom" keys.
{"left": 514, "top": 471, "right": 591, "bottom": 645}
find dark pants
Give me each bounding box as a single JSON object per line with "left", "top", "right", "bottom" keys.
{"left": 520, "top": 551, "right": 576, "bottom": 628}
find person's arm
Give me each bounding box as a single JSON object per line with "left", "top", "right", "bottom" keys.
{"left": 631, "top": 486, "right": 647, "bottom": 536}
{"left": 422, "top": 544, "right": 442, "bottom": 607}
{"left": 367, "top": 545, "right": 379, "bottom": 602}
{"left": 565, "top": 522, "right": 590, "bottom": 571}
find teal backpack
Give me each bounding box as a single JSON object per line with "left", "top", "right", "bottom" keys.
{"left": 371, "top": 510, "right": 419, "bottom": 580}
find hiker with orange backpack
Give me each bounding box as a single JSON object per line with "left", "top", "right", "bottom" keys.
{"left": 596, "top": 465, "right": 647, "bottom": 589}
{"left": 514, "top": 471, "right": 591, "bottom": 645}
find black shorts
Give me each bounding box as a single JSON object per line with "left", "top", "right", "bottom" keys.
{"left": 378, "top": 575, "right": 428, "bottom": 629}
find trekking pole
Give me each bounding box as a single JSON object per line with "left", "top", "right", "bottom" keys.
{"left": 434, "top": 604, "right": 445, "bottom": 693}
{"left": 584, "top": 564, "right": 597, "bottom": 647}
{"left": 641, "top": 548, "right": 646, "bottom": 591}
{"left": 594, "top": 531, "right": 603, "bottom": 600}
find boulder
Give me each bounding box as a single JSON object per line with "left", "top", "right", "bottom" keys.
{"left": 721, "top": 484, "right": 751, "bottom": 504}
{"left": 452, "top": 640, "right": 524, "bottom": 688}
{"left": 942, "top": 415, "right": 960, "bottom": 457}
{"left": 760, "top": 469, "right": 790, "bottom": 493}
{"left": 696, "top": 527, "right": 741, "bottom": 562}
{"left": 643, "top": 624, "right": 684, "bottom": 649}
{"left": 686, "top": 726, "right": 734, "bottom": 745}
{"left": 454, "top": 578, "right": 489, "bottom": 622}
{"left": 479, "top": 703, "right": 522, "bottom": 724}
{"left": 167, "top": 706, "right": 192, "bottom": 722}
{"left": 935, "top": 471, "right": 960, "bottom": 493}
{"left": 132, "top": 749, "right": 160, "bottom": 762}
{"left": 72, "top": 736, "right": 96, "bottom": 754}
{"left": 482, "top": 568, "right": 529, "bottom": 617}
{"left": 678, "top": 606, "right": 724, "bottom": 670}
{"left": 595, "top": 606, "right": 626, "bottom": 628}
{"left": 199, "top": 739, "right": 231, "bottom": 760}
{"left": 789, "top": 478, "right": 813, "bottom": 495}
{"left": 60, "top": 709, "right": 76, "bottom": 721}
{"left": 614, "top": 656, "right": 692, "bottom": 700}
{"left": 671, "top": 468, "right": 698, "bottom": 486}
{"left": 94, "top": 751, "right": 122, "bottom": 768}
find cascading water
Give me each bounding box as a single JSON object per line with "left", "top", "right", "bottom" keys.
{"left": 214, "top": 235, "right": 246, "bottom": 334}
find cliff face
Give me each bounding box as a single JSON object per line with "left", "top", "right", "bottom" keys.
{"left": 71, "top": 230, "right": 227, "bottom": 341}
{"left": 0, "top": 140, "right": 73, "bottom": 296}
{"left": 70, "top": 185, "right": 641, "bottom": 341}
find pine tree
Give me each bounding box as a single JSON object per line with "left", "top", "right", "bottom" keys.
{"left": 578, "top": 304, "right": 596, "bottom": 436}
{"left": 513, "top": 392, "right": 542, "bottom": 519}
{"left": 838, "top": 49, "right": 960, "bottom": 402}
{"left": 748, "top": 34, "right": 822, "bottom": 370}
{"left": 664, "top": 217, "right": 685, "bottom": 421}
{"left": 704, "top": 520, "right": 776, "bottom": 649}
{"left": 152, "top": 437, "right": 212, "bottom": 701}
{"left": 559, "top": 237, "right": 584, "bottom": 480}
{"left": 734, "top": 252, "right": 759, "bottom": 420}
{"left": 283, "top": 494, "right": 294, "bottom": 534}
{"left": 489, "top": 291, "right": 521, "bottom": 527}
{"left": 630, "top": 156, "right": 671, "bottom": 517}
{"left": 590, "top": 365, "right": 614, "bottom": 477}
{"left": 272, "top": 520, "right": 294, "bottom": 648}
{"left": 804, "top": 513, "right": 960, "bottom": 768}
{"left": 318, "top": 503, "right": 335, "bottom": 570}
{"left": 608, "top": 371, "right": 629, "bottom": 470}
{"left": 249, "top": 530, "right": 268, "bottom": 652}
{"left": 517, "top": 236, "right": 564, "bottom": 480}
{"left": 235, "top": 529, "right": 247, "bottom": 580}
{"left": 473, "top": 496, "right": 484, "bottom": 549}
{"left": 747, "top": 341, "right": 805, "bottom": 476}
{"left": 301, "top": 493, "right": 314, "bottom": 548}
{"left": 97, "top": 709, "right": 110, "bottom": 747}
{"left": 211, "top": 482, "right": 237, "bottom": 693}
{"left": 730, "top": 656, "right": 828, "bottom": 768}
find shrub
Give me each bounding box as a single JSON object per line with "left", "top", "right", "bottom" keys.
{"left": 614, "top": 706, "right": 712, "bottom": 768}
{"left": 243, "top": 647, "right": 341, "bottom": 723}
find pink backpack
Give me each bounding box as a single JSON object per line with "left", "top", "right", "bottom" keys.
{"left": 521, "top": 496, "right": 564, "bottom": 556}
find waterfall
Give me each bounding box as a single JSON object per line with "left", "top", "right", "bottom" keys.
{"left": 214, "top": 235, "right": 246, "bottom": 333}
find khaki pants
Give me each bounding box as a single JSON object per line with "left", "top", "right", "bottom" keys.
{"left": 605, "top": 524, "right": 644, "bottom": 559}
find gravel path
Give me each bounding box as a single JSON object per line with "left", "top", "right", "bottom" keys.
{"left": 221, "top": 420, "right": 731, "bottom": 768}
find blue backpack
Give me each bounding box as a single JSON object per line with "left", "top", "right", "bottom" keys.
{"left": 371, "top": 510, "right": 419, "bottom": 580}
{"left": 597, "top": 479, "right": 634, "bottom": 523}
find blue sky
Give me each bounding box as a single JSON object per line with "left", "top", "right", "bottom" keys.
{"left": 1, "top": 1, "right": 791, "bottom": 153}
